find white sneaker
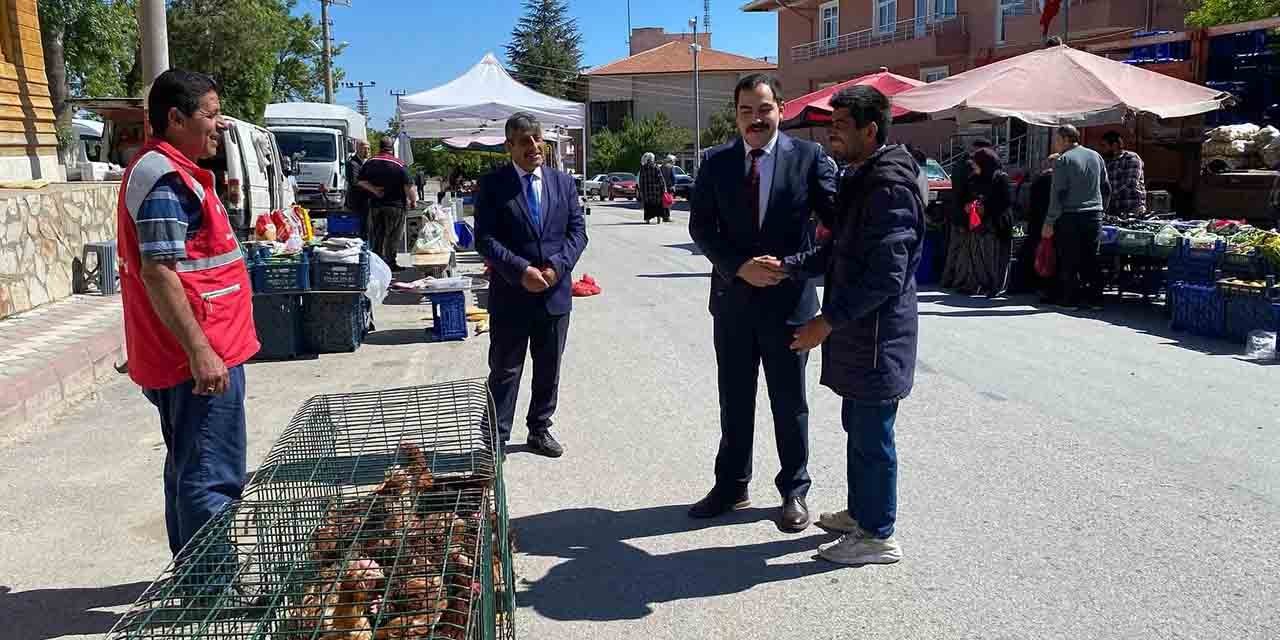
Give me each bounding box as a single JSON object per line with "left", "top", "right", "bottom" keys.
{"left": 816, "top": 509, "right": 860, "bottom": 533}
{"left": 818, "top": 528, "right": 902, "bottom": 565}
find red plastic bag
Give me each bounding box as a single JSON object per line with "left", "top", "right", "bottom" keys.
{"left": 1035, "top": 236, "right": 1057, "bottom": 278}
{"left": 571, "top": 274, "right": 601, "bottom": 297}
{"left": 662, "top": 192, "right": 674, "bottom": 208}
{"left": 965, "top": 200, "right": 984, "bottom": 231}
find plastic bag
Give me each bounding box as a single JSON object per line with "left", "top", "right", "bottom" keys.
{"left": 414, "top": 220, "right": 451, "bottom": 254}
{"left": 365, "top": 251, "right": 392, "bottom": 306}
{"left": 966, "top": 200, "right": 984, "bottom": 231}
{"left": 1155, "top": 224, "right": 1182, "bottom": 247}
{"left": 1245, "top": 330, "right": 1277, "bottom": 360}
{"left": 1035, "top": 236, "right": 1056, "bottom": 278}
{"left": 571, "top": 274, "right": 601, "bottom": 297}
{"left": 662, "top": 192, "right": 674, "bottom": 208}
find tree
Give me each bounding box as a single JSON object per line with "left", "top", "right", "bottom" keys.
{"left": 271, "top": 2, "right": 346, "bottom": 103}
{"left": 39, "top": 0, "right": 138, "bottom": 147}
{"left": 588, "top": 113, "right": 693, "bottom": 175}
{"left": 1185, "top": 0, "right": 1280, "bottom": 27}
{"left": 701, "top": 100, "right": 740, "bottom": 149}
{"left": 505, "top": 0, "right": 584, "bottom": 101}
{"left": 411, "top": 139, "right": 506, "bottom": 181}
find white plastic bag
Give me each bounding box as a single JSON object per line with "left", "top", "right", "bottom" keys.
{"left": 414, "top": 220, "right": 451, "bottom": 254}
{"left": 365, "top": 251, "right": 392, "bottom": 306}
{"left": 1155, "top": 225, "right": 1182, "bottom": 247}
{"left": 1246, "top": 330, "right": 1277, "bottom": 360}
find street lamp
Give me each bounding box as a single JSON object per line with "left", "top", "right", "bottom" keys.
{"left": 690, "top": 17, "right": 702, "bottom": 172}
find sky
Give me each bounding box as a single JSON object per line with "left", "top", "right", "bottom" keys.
{"left": 294, "top": 0, "right": 779, "bottom": 130}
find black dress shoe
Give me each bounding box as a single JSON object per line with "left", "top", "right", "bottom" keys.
{"left": 779, "top": 497, "right": 810, "bottom": 532}
{"left": 688, "top": 488, "right": 750, "bottom": 519}
{"left": 527, "top": 431, "right": 564, "bottom": 458}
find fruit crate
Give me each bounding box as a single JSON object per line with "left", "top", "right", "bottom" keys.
{"left": 312, "top": 248, "right": 371, "bottom": 291}
{"left": 1167, "top": 238, "right": 1223, "bottom": 285}
{"left": 251, "top": 252, "right": 311, "bottom": 293}
{"left": 106, "top": 483, "right": 503, "bottom": 640}
{"left": 1115, "top": 229, "right": 1154, "bottom": 256}
{"left": 1219, "top": 246, "right": 1273, "bottom": 279}
{"left": 1169, "top": 282, "right": 1226, "bottom": 338}
{"left": 426, "top": 291, "right": 468, "bottom": 342}
{"left": 302, "top": 292, "right": 370, "bottom": 353}
{"left": 251, "top": 294, "right": 304, "bottom": 361}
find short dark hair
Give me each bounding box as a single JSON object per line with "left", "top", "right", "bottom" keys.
{"left": 1057, "top": 124, "right": 1081, "bottom": 143}
{"left": 1045, "top": 36, "right": 1063, "bottom": 47}
{"left": 734, "top": 73, "right": 783, "bottom": 106}
{"left": 1102, "top": 130, "right": 1124, "bottom": 145}
{"left": 379, "top": 136, "right": 395, "bottom": 152}
{"left": 905, "top": 143, "right": 928, "bottom": 165}
{"left": 971, "top": 138, "right": 993, "bottom": 149}
{"left": 829, "top": 85, "right": 892, "bottom": 145}
{"left": 504, "top": 111, "right": 542, "bottom": 142}
{"left": 148, "top": 69, "right": 219, "bottom": 137}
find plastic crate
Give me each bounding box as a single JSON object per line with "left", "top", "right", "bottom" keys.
{"left": 312, "top": 248, "right": 370, "bottom": 291}
{"left": 427, "top": 291, "right": 468, "bottom": 342}
{"left": 301, "top": 292, "right": 370, "bottom": 353}
{"left": 1167, "top": 238, "right": 1223, "bottom": 285}
{"left": 1116, "top": 229, "right": 1154, "bottom": 256}
{"left": 1099, "top": 225, "right": 1120, "bottom": 246}
{"left": 1169, "top": 282, "right": 1226, "bottom": 338}
{"left": 251, "top": 252, "right": 311, "bottom": 292}
{"left": 252, "top": 293, "right": 304, "bottom": 360}
{"left": 325, "top": 212, "right": 363, "bottom": 237}
{"left": 916, "top": 229, "right": 944, "bottom": 286}
{"left": 1220, "top": 247, "right": 1272, "bottom": 278}
{"left": 1224, "top": 293, "right": 1280, "bottom": 343}
{"left": 454, "top": 220, "right": 475, "bottom": 250}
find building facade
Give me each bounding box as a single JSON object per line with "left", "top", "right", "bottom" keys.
{"left": 0, "top": 0, "right": 58, "bottom": 181}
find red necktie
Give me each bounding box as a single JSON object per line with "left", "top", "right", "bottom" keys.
{"left": 746, "top": 148, "right": 765, "bottom": 227}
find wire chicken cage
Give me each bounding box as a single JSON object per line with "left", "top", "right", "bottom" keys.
{"left": 108, "top": 380, "right": 515, "bottom": 640}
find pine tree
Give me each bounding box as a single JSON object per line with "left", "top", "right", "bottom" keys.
{"left": 505, "top": 0, "right": 585, "bottom": 101}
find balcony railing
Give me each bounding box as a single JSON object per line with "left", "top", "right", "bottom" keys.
{"left": 791, "top": 13, "right": 966, "bottom": 63}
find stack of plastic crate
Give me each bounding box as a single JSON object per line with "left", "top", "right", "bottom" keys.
{"left": 107, "top": 379, "right": 516, "bottom": 640}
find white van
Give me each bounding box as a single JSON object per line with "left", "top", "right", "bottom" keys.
{"left": 199, "top": 117, "right": 296, "bottom": 236}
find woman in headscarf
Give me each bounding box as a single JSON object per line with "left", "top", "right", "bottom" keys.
{"left": 967, "top": 147, "right": 1014, "bottom": 297}
{"left": 638, "top": 152, "right": 668, "bottom": 224}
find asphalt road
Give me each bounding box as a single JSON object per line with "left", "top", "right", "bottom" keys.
{"left": 1, "top": 200, "right": 1276, "bottom": 639}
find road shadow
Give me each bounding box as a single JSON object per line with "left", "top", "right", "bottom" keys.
{"left": 362, "top": 328, "right": 427, "bottom": 346}
{"left": 593, "top": 221, "right": 652, "bottom": 227}
{"left": 1, "top": 582, "right": 150, "bottom": 640}
{"left": 664, "top": 242, "right": 703, "bottom": 256}
{"left": 636, "top": 272, "right": 711, "bottom": 279}
{"left": 512, "top": 505, "right": 840, "bottom": 622}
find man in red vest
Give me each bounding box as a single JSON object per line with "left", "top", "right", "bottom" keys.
{"left": 117, "top": 69, "right": 259, "bottom": 556}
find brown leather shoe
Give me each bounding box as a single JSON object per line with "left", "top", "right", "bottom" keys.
{"left": 779, "top": 497, "right": 810, "bottom": 532}
{"left": 688, "top": 488, "right": 750, "bottom": 519}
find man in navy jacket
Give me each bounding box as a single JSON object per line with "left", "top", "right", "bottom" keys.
{"left": 474, "top": 112, "right": 589, "bottom": 458}
{"left": 788, "top": 86, "right": 924, "bottom": 566}
{"left": 688, "top": 74, "right": 837, "bottom": 532}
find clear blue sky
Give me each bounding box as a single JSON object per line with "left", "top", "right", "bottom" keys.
{"left": 293, "top": 0, "right": 778, "bottom": 130}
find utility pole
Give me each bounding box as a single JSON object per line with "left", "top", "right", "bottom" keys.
{"left": 320, "top": 0, "right": 351, "bottom": 104}
{"left": 342, "top": 81, "right": 376, "bottom": 119}
{"left": 1063, "top": 0, "right": 1070, "bottom": 44}
{"left": 690, "top": 17, "right": 702, "bottom": 171}
{"left": 389, "top": 89, "right": 407, "bottom": 134}
{"left": 139, "top": 0, "right": 169, "bottom": 85}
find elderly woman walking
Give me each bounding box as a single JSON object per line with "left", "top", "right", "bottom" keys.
{"left": 638, "top": 152, "right": 669, "bottom": 224}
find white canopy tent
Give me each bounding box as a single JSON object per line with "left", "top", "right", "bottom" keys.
{"left": 399, "top": 52, "right": 584, "bottom": 139}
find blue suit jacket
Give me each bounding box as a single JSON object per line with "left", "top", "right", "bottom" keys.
{"left": 689, "top": 133, "right": 837, "bottom": 325}
{"left": 474, "top": 164, "right": 589, "bottom": 317}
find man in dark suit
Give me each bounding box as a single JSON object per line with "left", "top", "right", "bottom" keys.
{"left": 474, "top": 112, "right": 589, "bottom": 458}
{"left": 688, "top": 73, "right": 837, "bottom": 532}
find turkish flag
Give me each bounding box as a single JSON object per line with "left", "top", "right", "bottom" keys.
{"left": 1041, "top": 0, "right": 1062, "bottom": 37}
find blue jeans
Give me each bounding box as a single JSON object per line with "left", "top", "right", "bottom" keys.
{"left": 144, "top": 365, "right": 247, "bottom": 557}
{"left": 842, "top": 399, "right": 899, "bottom": 539}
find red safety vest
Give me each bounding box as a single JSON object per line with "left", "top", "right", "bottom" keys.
{"left": 117, "top": 140, "right": 259, "bottom": 390}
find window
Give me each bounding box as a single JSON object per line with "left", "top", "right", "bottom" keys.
{"left": 875, "top": 0, "right": 897, "bottom": 36}
{"left": 920, "top": 65, "right": 950, "bottom": 82}
{"left": 933, "top": 0, "right": 956, "bottom": 17}
{"left": 997, "top": 0, "right": 1021, "bottom": 44}
{"left": 820, "top": 1, "right": 839, "bottom": 48}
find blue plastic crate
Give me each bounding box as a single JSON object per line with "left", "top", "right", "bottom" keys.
{"left": 916, "top": 229, "right": 944, "bottom": 286}
{"left": 1224, "top": 294, "right": 1280, "bottom": 343}
{"left": 426, "top": 291, "right": 468, "bottom": 342}
{"left": 251, "top": 293, "right": 304, "bottom": 360}
{"left": 312, "top": 249, "right": 370, "bottom": 291}
{"left": 302, "top": 292, "right": 370, "bottom": 353}
{"left": 1169, "top": 282, "right": 1226, "bottom": 338}
{"left": 251, "top": 252, "right": 310, "bottom": 293}
{"left": 1167, "top": 239, "right": 1223, "bottom": 286}
{"left": 1219, "top": 247, "right": 1273, "bottom": 279}
{"left": 454, "top": 221, "right": 475, "bottom": 250}
{"left": 326, "top": 213, "right": 363, "bottom": 237}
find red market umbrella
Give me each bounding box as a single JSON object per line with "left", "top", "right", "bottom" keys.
{"left": 781, "top": 67, "right": 926, "bottom": 130}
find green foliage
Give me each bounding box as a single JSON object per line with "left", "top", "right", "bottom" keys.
{"left": 411, "top": 139, "right": 506, "bottom": 181}
{"left": 505, "top": 0, "right": 584, "bottom": 101}
{"left": 39, "top": 0, "right": 138, "bottom": 100}
{"left": 168, "top": 0, "right": 290, "bottom": 123}
{"left": 701, "top": 100, "right": 740, "bottom": 149}
{"left": 1185, "top": 0, "right": 1280, "bottom": 27}
{"left": 271, "top": 4, "right": 346, "bottom": 103}
{"left": 588, "top": 113, "right": 693, "bottom": 175}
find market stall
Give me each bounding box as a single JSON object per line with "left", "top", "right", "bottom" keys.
{"left": 781, "top": 67, "right": 924, "bottom": 130}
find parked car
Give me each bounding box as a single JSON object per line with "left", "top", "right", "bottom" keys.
{"left": 923, "top": 158, "right": 953, "bottom": 223}
{"left": 584, "top": 173, "right": 607, "bottom": 198}
{"left": 198, "top": 116, "right": 296, "bottom": 237}
{"left": 605, "top": 172, "right": 638, "bottom": 200}
{"left": 671, "top": 174, "right": 694, "bottom": 199}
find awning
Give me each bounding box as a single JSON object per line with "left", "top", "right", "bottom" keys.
{"left": 782, "top": 68, "right": 926, "bottom": 129}
{"left": 892, "top": 45, "right": 1231, "bottom": 126}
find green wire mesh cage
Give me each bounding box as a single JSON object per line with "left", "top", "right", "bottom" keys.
{"left": 109, "top": 379, "right": 515, "bottom": 640}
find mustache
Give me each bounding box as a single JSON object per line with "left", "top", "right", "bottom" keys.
{"left": 748, "top": 123, "right": 770, "bottom": 131}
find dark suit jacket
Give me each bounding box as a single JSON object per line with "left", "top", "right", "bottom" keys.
{"left": 474, "top": 164, "right": 588, "bottom": 317}
{"left": 689, "top": 133, "right": 837, "bottom": 325}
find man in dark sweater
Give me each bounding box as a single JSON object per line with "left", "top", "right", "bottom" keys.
{"left": 786, "top": 85, "right": 924, "bottom": 565}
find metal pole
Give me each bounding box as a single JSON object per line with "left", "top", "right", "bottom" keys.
{"left": 691, "top": 17, "right": 702, "bottom": 172}
{"left": 139, "top": 0, "right": 169, "bottom": 85}
{"left": 322, "top": 0, "right": 334, "bottom": 103}
{"left": 1063, "top": 0, "right": 1070, "bottom": 44}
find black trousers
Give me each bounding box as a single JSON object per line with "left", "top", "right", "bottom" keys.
{"left": 488, "top": 308, "right": 571, "bottom": 443}
{"left": 711, "top": 314, "right": 812, "bottom": 499}
{"left": 1054, "top": 214, "right": 1103, "bottom": 305}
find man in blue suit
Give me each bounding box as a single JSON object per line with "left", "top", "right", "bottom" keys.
{"left": 474, "top": 112, "right": 589, "bottom": 458}
{"left": 688, "top": 74, "right": 838, "bottom": 532}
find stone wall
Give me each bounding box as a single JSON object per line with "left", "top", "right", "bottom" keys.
{"left": 0, "top": 182, "right": 119, "bottom": 318}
